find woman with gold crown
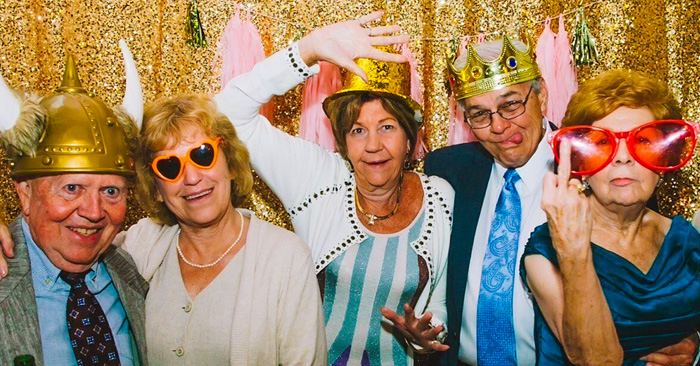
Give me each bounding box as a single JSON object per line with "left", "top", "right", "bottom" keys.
{"left": 214, "top": 10, "right": 452, "bottom": 365}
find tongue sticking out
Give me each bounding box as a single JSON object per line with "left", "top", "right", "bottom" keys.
{"left": 506, "top": 133, "right": 523, "bottom": 145}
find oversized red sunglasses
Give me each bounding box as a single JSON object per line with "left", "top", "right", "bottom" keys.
{"left": 151, "top": 138, "right": 222, "bottom": 182}
{"left": 548, "top": 120, "right": 699, "bottom": 176}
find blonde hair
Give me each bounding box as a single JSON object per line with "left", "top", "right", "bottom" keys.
{"left": 562, "top": 69, "right": 681, "bottom": 128}
{"left": 136, "top": 94, "right": 253, "bottom": 225}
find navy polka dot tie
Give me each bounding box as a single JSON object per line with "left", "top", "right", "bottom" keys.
{"left": 60, "top": 271, "right": 121, "bottom": 366}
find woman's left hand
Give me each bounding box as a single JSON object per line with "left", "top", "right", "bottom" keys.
{"left": 381, "top": 304, "right": 450, "bottom": 353}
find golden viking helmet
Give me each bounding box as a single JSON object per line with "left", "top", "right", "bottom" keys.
{"left": 0, "top": 42, "right": 143, "bottom": 180}
{"left": 448, "top": 34, "right": 541, "bottom": 101}
{"left": 9, "top": 56, "right": 136, "bottom": 179}
{"left": 322, "top": 46, "right": 422, "bottom": 122}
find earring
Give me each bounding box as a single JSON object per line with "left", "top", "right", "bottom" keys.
{"left": 656, "top": 173, "right": 665, "bottom": 188}
{"left": 578, "top": 176, "right": 591, "bottom": 194}
{"left": 344, "top": 159, "right": 354, "bottom": 173}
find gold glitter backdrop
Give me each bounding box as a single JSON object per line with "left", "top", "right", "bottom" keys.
{"left": 1, "top": 0, "right": 699, "bottom": 228}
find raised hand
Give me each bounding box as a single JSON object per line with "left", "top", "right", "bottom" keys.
{"left": 298, "top": 10, "right": 409, "bottom": 82}
{"left": 381, "top": 304, "right": 449, "bottom": 353}
{"left": 541, "top": 139, "right": 593, "bottom": 257}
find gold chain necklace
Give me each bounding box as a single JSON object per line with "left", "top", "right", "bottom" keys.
{"left": 355, "top": 177, "right": 403, "bottom": 226}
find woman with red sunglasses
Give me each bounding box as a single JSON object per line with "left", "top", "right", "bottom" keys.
{"left": 520, "top": 69, "right": 700, "bottom": 365}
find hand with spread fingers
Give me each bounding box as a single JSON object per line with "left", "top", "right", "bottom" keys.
{"left": 540, "top": 139, "right": 592, "bottom": 258}
{"left": 298, "top": 10, "right": 409, "bottom": 82}
{"left": 381, "top": 304, "right": 449, "bottom": 353}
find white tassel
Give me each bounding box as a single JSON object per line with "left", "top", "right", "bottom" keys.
{"left": 119, "top": 40, "right": 143, "bottom": 128}
{"left": 0, "top": 72, "right": 21, "bottom": 132}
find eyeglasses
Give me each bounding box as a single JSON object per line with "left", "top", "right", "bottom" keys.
{"left": 548, "top": 120, "right": 699, "bottom": 176}
{"left": 465, "top": 85, "right": 533, "bottom": 129}
{"left": 151, "top": 138, "right": 222, "bottom": 182}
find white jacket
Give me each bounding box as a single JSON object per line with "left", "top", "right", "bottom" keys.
{"left": 215, "top": 43, "right": 454, "bottom": 358}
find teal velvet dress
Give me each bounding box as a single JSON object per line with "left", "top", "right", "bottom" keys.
{"left": 520, "top": 216, "right": 700, "bottom": 365}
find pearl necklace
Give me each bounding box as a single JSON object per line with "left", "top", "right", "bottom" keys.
{"left": 176, "top": 210, "right": 245, "bottom": 269}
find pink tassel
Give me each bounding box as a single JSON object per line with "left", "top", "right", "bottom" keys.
{"left": 217, "top": 9, "right": 243, "bottom": 88}
{"left": 400, "top": 43, "right": 424, "bottom": 108}
{"left": 536, "top": 17, "right": 557, "bottom": 123}
{"left": 553, "top": 14, "right": 578, "bottom": 127}
{"left": 447, "top": 93, "right": 477, "bottom": 146}
{"left": 299, "top": 61, "right": 342, "bottom": 151}
{"left": 397, "top": 43, "right": 428, "bottom": 159}
{"left": 216, "top": 9, "right": 273, "bottom": 120}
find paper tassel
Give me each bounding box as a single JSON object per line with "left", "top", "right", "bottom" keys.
{"left": 553, "top": 14, "right": 579, "bottom": 126}
{"left": 299, "top": 61, "right": 342, "bottom": 151}
{"left": 571, "top": 8, "right": 599, "bottom": 66}
{"left": 215, "top": 9, "right": 273, "bottom": 120}
{"left": 446, "top": 37, "right": 478, "bottom": 146}
{"left": 395, "top": 43, "right": 428, "bottom": 159}
{"left": 447, "top": 94, "right": 477, "bottom": 146}
{"left": 186, "top": 0, "right": 207, "bottom": 48}
{"left": 536, "top": 17, "right": 557, "bottom": 123}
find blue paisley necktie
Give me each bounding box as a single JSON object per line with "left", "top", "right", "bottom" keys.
{"left": 476, "top": 168, "right": 521, "bottom": 365}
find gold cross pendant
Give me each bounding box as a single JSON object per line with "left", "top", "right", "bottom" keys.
{"left": 368, "top": 214, "right": 377, "bottom": 225}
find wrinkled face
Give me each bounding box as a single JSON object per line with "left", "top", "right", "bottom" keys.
{"left": 153, "top": 126, "right": 233, "bottom": 228}
{"left": 463, "top": 81, "right": 548, "bottom": 168}
{"left": 15, "top": 174, "right": 128, "bottom": 272}
{"left": 345, "top": 99, "right": 409, "bottom": 191}
{"left": 587, "top": 107, "right": 660, "bottom": 208}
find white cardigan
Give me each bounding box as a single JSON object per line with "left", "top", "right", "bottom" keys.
{"left": 214, "top": 44, "right": 454, "bottom": 339}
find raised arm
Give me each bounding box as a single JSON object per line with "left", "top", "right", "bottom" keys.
{"left": 529, "top": 140, "right": 623, "bottom": 365}
{"left": 214, "top": 11, "right": 407, "bottom": 208}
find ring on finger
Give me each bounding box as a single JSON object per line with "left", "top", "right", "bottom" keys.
{"left": 577, "top": 184, "right": 587, "bottom": 194}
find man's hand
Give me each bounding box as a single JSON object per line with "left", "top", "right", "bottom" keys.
{"left": 641, "top": 332, "right": 699, "bottom": 366}
{"left": 0, "top": 222, "right": 14, "bottom": 278}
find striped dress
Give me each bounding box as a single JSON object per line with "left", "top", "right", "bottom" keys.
{"left": 322, "top": 211, "right": 427, "bottom": 365}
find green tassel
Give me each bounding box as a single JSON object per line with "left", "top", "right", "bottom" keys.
{"left": 571, "top": 8, "right": 599, "bottom": 66}
{"left": 186, "top": 0, "right": 207, "bottom": 48}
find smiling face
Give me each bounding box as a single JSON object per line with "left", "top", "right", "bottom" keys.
{"left": 587, "top": 107, "right": 660, "bottom": 208}
{"left": 15, "top": 173, "right": 128, "bottom": 272}
{"left": 345, "top": 99, "right": 410, "bottom": 191}
{"left": 464, "top": 81, "right": 548, "bottom": 168}
{"left": 153, "top": 126, "right": 234, "bottom": 228}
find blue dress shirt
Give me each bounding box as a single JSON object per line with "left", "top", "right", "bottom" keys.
{"left": 23, "top": 219, "right": 136, "bottom": 366}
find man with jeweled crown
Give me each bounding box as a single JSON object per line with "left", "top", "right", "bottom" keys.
{"left": 0, "top": 42, "right": 148, "bottom": 365}
{"left": 424, "top": 34, "right": 698, "bottom": 365}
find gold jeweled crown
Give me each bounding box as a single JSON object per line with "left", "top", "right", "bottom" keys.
{"left": 447, "top": 34, "right": 541, "bottom": 101}
{"left": 323, "top": 46, "right": 422, "bottom": 122}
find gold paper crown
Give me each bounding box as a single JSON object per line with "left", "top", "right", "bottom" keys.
{"left": 448, "top": 34, "right": 541, "bottom": 101}
{"left": 10, "top": 54, "right": 136, "bottom": 179}
{"left": 323, "top": 46, "right": 422, "bottom": 121}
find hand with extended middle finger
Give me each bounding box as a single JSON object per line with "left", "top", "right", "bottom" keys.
{"left": 381, "top": 304, "right": 450, "bottom": 353}
{"left": 298, "top": 10, "right": 409, "bottom": 82}
{"left": 541, "top": 139, "right": 593, "bottom": 257}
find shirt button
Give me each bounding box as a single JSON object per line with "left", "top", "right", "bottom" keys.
{"left": 184, "top": 303, "right": 192, "bottom": 313}
{"left": 175, "top": 348, "right": 185, "bottom": 357}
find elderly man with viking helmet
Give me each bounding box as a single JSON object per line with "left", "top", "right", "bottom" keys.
{"left": 424, "top": 35, "right": 699, "bottom": 365}
{"left": 0, "top": 43, "right": 147, "bottom": 365}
